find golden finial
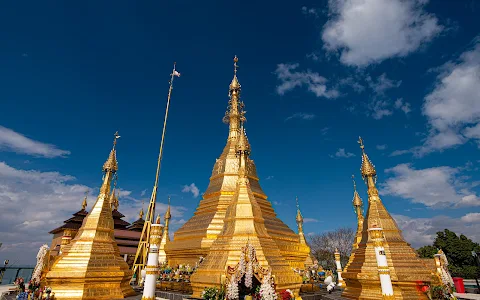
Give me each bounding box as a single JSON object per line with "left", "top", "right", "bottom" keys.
{"left": 358, "top": 136, "right": 376, "bottom": 178}
{"left": 110, "top": 185, "right": 119, "bottom": 210}
{"left": 234, "top": 55, "right": 239, "bottom": 75}
{"left": 164, "top": 196, "right": 172, "bottom": 220}
{"left": 352, "top": 175, "right": 363, "bottom": 207}
{"left": 236, "top": 126, "right": 251, "bottom": 153}
{"left": 139, "top": 207, "right": 144, "bottom": 219}
{"left": 295, "top": 196, "right": 303, "bottom": 223}
{"left": 230, "top": 56, "right": 241, "bottom": 90}
{"left": 103, "top": 131, "right": 120, "bottom": 173}
{"left": 113, "top": 131, "right": 120, "bottom": 148}
{"left": 155, "top": 214, "right": 161, "bottom": 224}
{"left": 81, "top": 190, "right": 88, "bottom": 210}
{"left": 335, "top": 248, "right": 339, "bottom": 253}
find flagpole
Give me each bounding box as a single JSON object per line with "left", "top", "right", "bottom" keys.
{"left": 152, "top": 62, "right": 177, "bottom": 203}
{"left": 131, "top": 62, "right": 179, "bottom": 284}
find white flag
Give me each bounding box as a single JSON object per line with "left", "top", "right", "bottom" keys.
{"left": 173, "top": 70, "right": 181, "bottom": 77}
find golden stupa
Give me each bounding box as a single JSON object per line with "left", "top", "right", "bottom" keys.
{"left": 165, "top": 57, "right": 311, "bottom": 296}
{"left": 45, "top": 132, "right": 135, "bottom": 300}
{"left": 341, "top": 138, "right": 433, "bottom": 300}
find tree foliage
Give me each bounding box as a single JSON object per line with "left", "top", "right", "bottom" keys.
{"left": 308, "top": 227, "right": 355, "bottom": 270}
{"left": 417, "top": 245, "right": 438, "bottom": 259}
{"left": 417, "top": 229, "right": 480, "bottom": 279}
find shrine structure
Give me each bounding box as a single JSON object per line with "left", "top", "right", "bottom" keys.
{"left": 341, "top": 138, "right": 434, "bottom": 300}
{"left": 165, "top": 57, "right": 312, "bottom": 297}
{"left": 45, "top": 133, "right": 135, "bottom": 300}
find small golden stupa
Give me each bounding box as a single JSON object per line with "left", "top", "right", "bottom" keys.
{"left": 158, "top": 197, "right": 171, "bottom": 263}
{"left": 166, "top": 57, "right": 311, "bottom": 296}
{"left": 351, "top": 175, "right": 364, "bottom": 251}
{"left": 296, "top": 197, "right": 315, "bottom": 266}
{"left": 341, "top": 137, "right": 433, "bottom": 300}
{"left": 45, "top": 132, "right": 135, "bottom": 300}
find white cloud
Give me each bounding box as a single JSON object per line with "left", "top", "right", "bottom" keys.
{"left": 381, "top": 163, "right": 480, "bottom": 208}
{"left": 393, "top": 213, "right": 480, "bottom": 248}
{"left": 182, "top": 183, "right": 200, "bottom": 198}
{"left": 364, "top": 74, "right": 406, "bottom": 119}
{"left": 304, "top": 218, "right": 319, "bottom": 223}
{"left": 322, "top": 0, "right": 442, "bottom": 66}
{"left": 0, "top": 162, "right": 89, "bottom": 264}
{"left": 285, "top": 113, "right": 316, "bottom": 122}
{"left": 301, "top": 6, "right": 318, "bottom": 16}
{"left": 339, "top": 77, "right": 365, "bottom": 93}
{"left": 367, "top": 73, "right": 402, "bottom": 95}
{"left": 461, "top": 213, "right": 480, "bottom": 223}
{"left": 306, "top": 52, "right": 321, "bottom": 62}
{"left": 419, "top": 38, "right": 480, "bottom": 154}
{"left": 333, "top": 148, "right": 356, "bottom": 158}
{"left": 0, "top": 126, "right": 70, "bottom": 158}
{"left": 275, "top": 63, "right": 339, "bottom": 98}
{"left": 376, "top": 144, "right": 387, "bottom": 150}
{"left": 0, "top": 161, "right": 187, "bottom": 264}
{"left": 266, "top": 176, "right": 274, "bottom": 180}
{"left": 140, "top": 189, "right": 147, "bottom": 197}
{"left": 394, "top": 98, "right": 412, "bottom": 114}
{"left": 369, "top": 99, "right": 393, "bottom": 119}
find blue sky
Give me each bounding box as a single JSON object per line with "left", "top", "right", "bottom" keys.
{"left": 0, "top": 0, "right": 479, "bottom": 264}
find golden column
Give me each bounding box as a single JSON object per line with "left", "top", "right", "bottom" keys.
{"left": 45, "top": 132, "right": 135, "bottom": 300}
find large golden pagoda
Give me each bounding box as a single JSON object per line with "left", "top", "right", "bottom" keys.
{"left": 45, "top": 132, "right": 135, "bottom": 300}
{"left": 341, "top": 138, "right": 433, "bottom": 300}
{"left": 165, "top": 57, "right": 310, "bottom": 296}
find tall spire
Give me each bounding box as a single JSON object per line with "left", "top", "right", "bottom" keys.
{"left": 236, "top": 124, "right": 251, "bottom": 182}
{"left": 110, "top": 189, "right": 119, "bottom": 211}
{"left": 295, "top": 196, "right": 303, "bottom": 224}
{"left": 358, "top": 136, "right": 376, "bottom": 180}
{"left": 223, "top": 56, "right": 245, "bottom": 140}
{"left": 103, "top": 131, "right": 120, "bottom": 173}
{"left": 139, "top": 201, "right": 144, "bottom": 219}
{"left": 352, "top": 175, "right": 363, "bottom": 215}
{"left": 295, "top": 196, "right": 307, "bottom": 245}
{"left": 351, "top": 175, "right": 364, "bottom": 250}
{"left": 81, "top": 190, "right": 88, "bottom": 210}
{"left": 164, "top": 196, "right": 172, "bottom": 221}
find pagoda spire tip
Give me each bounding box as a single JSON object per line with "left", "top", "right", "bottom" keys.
{"left": 357, "top": 137, "right": 376, "bottom": 178}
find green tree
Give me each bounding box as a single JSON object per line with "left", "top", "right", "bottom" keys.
{"left": 417, "top": 245, "right": 438, "bottom": 258}
{"left": 418, "top": 229, "right": 480, "bottom": 278}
